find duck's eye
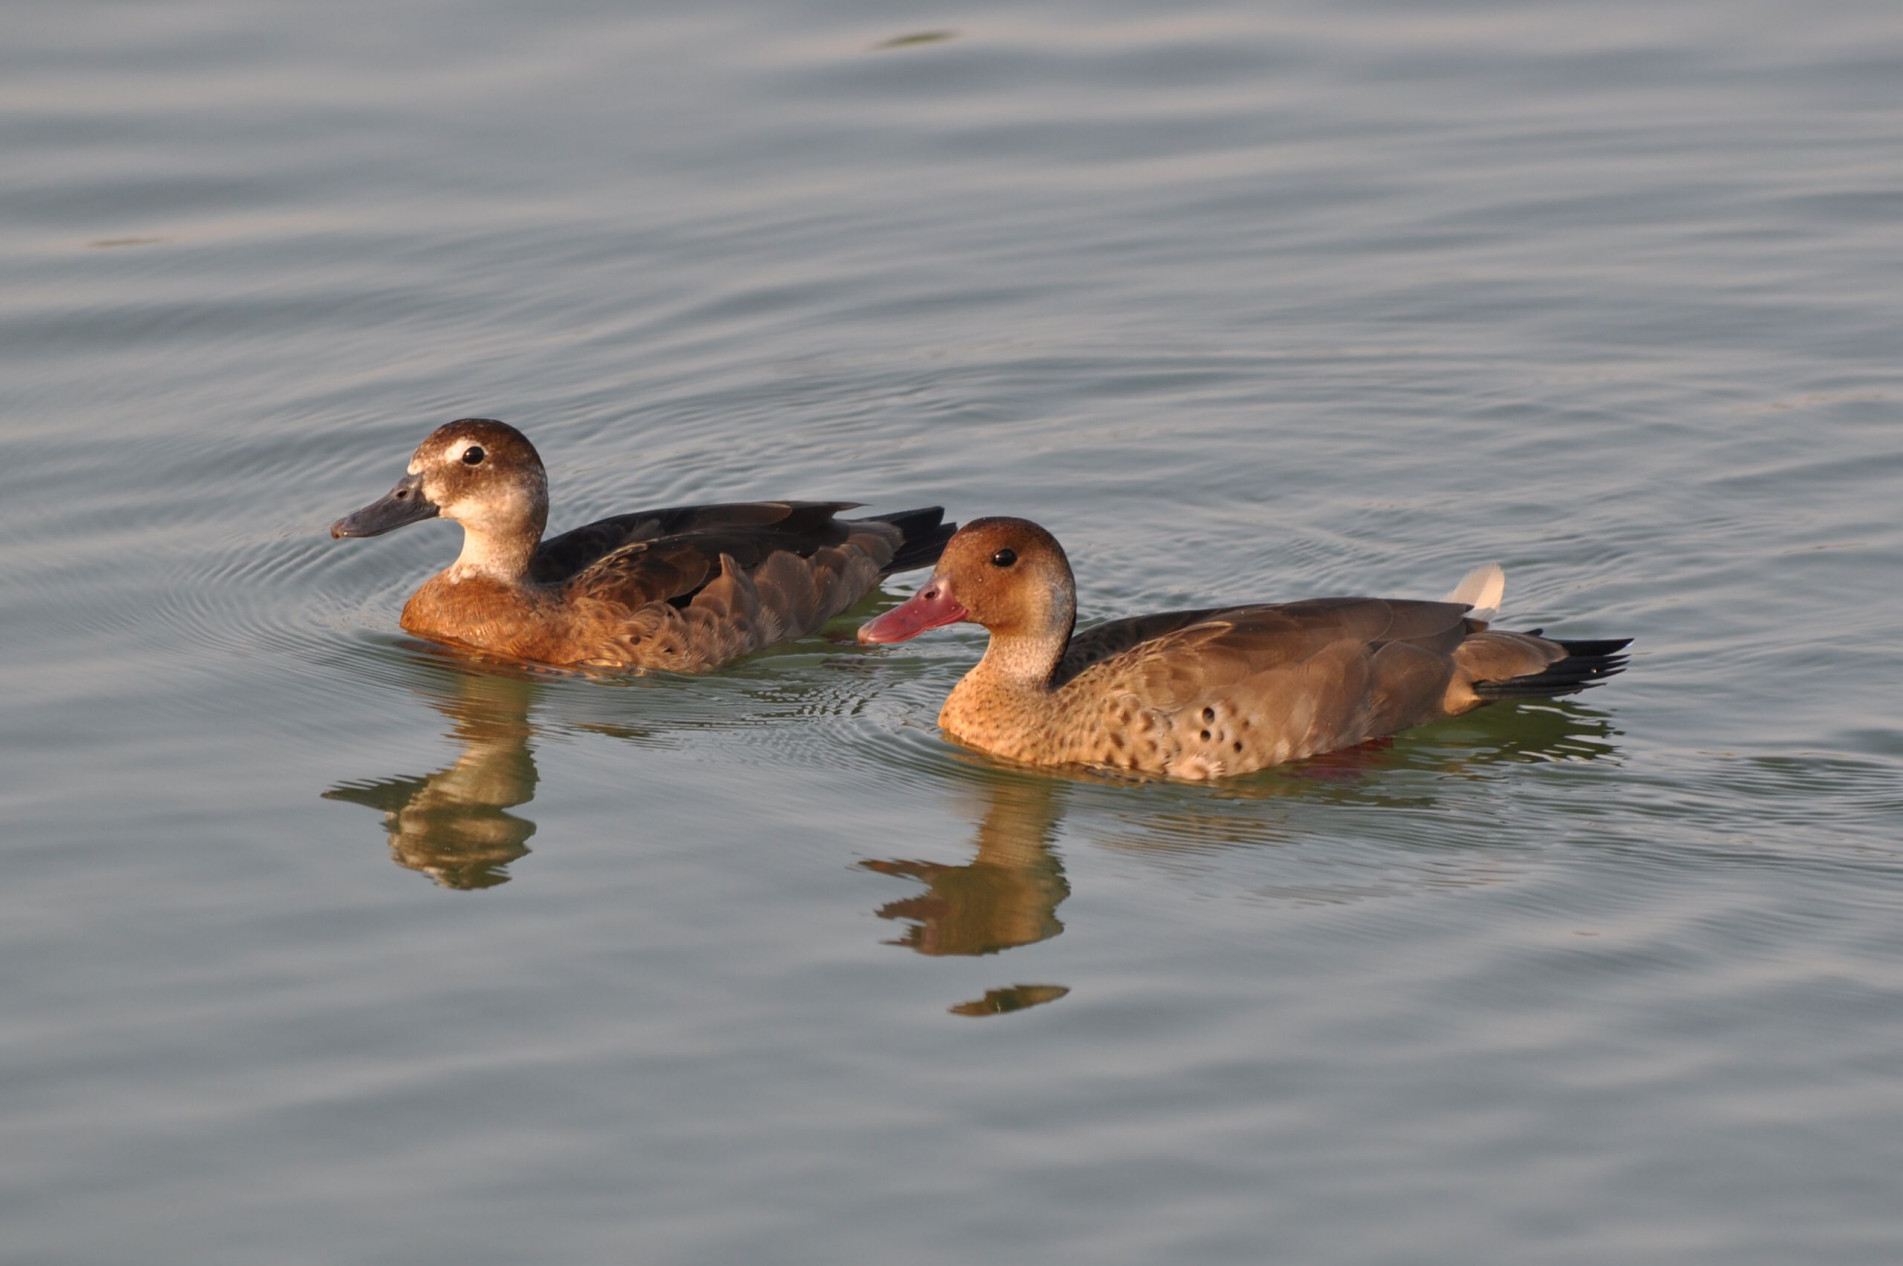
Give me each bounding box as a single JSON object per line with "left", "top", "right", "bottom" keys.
{"left": 990, "top": 548, "right": 1017, "bottom": 568}
{"left": 461, "top": 445, "right": 486, "bottom": 466}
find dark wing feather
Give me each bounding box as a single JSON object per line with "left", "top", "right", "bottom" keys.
{"left": 568, "top": 538, "right": 726, "bottom": 610}
{"left": 530, "top": 501, "right": 864, "bottom": 585}
{"left": 555, "top": 501, "right": 951, "bottom": 617}
{"left": 875, "top": 506, "right": 955, "bottom": 574}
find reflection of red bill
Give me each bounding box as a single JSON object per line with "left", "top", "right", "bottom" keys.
{"left": 1295, "top": 735, "right": 1396, "bottom": 781}
{"left": 857, "top": 580, "right": 968, "bottom": 644}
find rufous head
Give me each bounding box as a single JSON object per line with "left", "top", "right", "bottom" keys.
{"left": 858, "top": 516, "right": 1076, "bottom": 645}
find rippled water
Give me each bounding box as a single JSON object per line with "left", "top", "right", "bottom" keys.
{"left": 5, "top": 1, "right": 1902, "bottom": 1262}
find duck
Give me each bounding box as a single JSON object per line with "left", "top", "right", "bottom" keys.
{"left": 331, "top": 418, "right": 954, "bottom": 671}
{"left": 857, "top": 516, "right": 1629, "bottom": 779}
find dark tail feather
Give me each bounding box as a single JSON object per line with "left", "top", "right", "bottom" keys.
{"left": 1473, "top": 636, "right": 1633, "bottom": 700}
{"left": 873, "top": 506, "right": 957, "bottom": 574}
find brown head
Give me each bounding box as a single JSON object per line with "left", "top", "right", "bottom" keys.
{"left": 331, "top": 419, "right": 550, "bottom": 579}
{"left": 858, "top": 516, "right": 1077, "bottom": 651}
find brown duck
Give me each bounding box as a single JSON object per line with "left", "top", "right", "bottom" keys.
{"left": 858, "top": 517, "right": 1629, "bottom": 780}
{"left": 332, "top": 418, "right": 953, "bottom": 671}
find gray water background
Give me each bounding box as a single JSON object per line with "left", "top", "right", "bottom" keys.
{"left": 4, "top": 1, "right": 1902, "bottom": 1262}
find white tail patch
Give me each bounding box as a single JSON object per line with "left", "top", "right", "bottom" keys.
{"left": 1446, "top": 563, "right": 1505, "bottom": 622}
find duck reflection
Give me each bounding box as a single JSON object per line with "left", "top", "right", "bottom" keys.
{"left": 858, "top": 695, "right": 1626, "bottom": 1012}
{"left": 862, "top": 769, "right": 1074, "bottom": 1016}
{"left": 322, "top": 635, "right": 1623, "bottom": 944}
{"left": 324, "top": 664, "right": 541, "bottom": 889}
{"left": 864, "top": 771, "right": 1071, "bottom": 956}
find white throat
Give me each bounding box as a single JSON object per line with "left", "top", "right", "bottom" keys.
{"left": 442, "top": 483, "right": 541, "bottom": 582}
{"left": 449, "top": 527, "right": 524, "bottom": 581}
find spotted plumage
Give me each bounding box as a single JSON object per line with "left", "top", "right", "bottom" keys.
{"left": 858, "top": 517, "right": 1629, "bottom": 780}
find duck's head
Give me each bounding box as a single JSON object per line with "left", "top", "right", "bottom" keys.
{"left": 331, "top": 419, "right": 550, "bottom": 564}
{"left": 859, "top": 516, "right": 1076, "bottom": 646}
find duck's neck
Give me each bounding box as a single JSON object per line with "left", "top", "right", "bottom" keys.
{"left": 973, "top": 629, "right": 1068, "bottom": 692}
{"left": 446, "top": 492, "right": 547, "bottom": 585}
{"left": 942, "top": 620, "right": 1072, "bottom": 732}
{"left": 967, "top": 571, "right": 1078, "bottom": 693}
{"left": 939, "top": 629, "right": 1071, "bottom": 761}
{"left": 448, "top": 525, "right": 539, "bottom": 584}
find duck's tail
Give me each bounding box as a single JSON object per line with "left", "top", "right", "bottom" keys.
{"left": 874, "top": 506, "right": 957, "bottom": 574}
{"left": 1442, "top": 564, "right": 1630, "bottom": 705}
{"left": 1470, "top": 634, "right": 1633, "bottom": 700}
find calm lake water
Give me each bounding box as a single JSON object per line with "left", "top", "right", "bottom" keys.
{"left": 5, "top": 0, "right": 1901, "bottom": 1261}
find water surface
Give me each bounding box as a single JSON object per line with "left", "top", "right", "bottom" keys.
{"left": 4, "top": 1, "right": 1902, "bottom": 1262}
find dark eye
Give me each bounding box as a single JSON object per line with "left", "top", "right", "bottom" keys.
{"left": 990, "top": 548, "right": 1017, "bottom": 568}
{"left": 461, "top": 445, "right": 485, "bottom": 466}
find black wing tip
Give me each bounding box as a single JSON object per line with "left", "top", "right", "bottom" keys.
{"left": 1473, "top": 636, "right": 1633, "bottom": 700}
{"left": 873, "top": 506, "right": 957, "bottom": 573}
{"left": 1553, "top": 636, "right": 1632, "bottom": 658}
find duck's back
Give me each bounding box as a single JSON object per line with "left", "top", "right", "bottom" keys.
{"left": 440, "top": 500, "right": 951, "bottom": 671}
{"left": 1038, "top": 597, "right": 1476, "bottom": 777}
{"left": 529, "top": 501, "right": 874, "bottom": 584}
